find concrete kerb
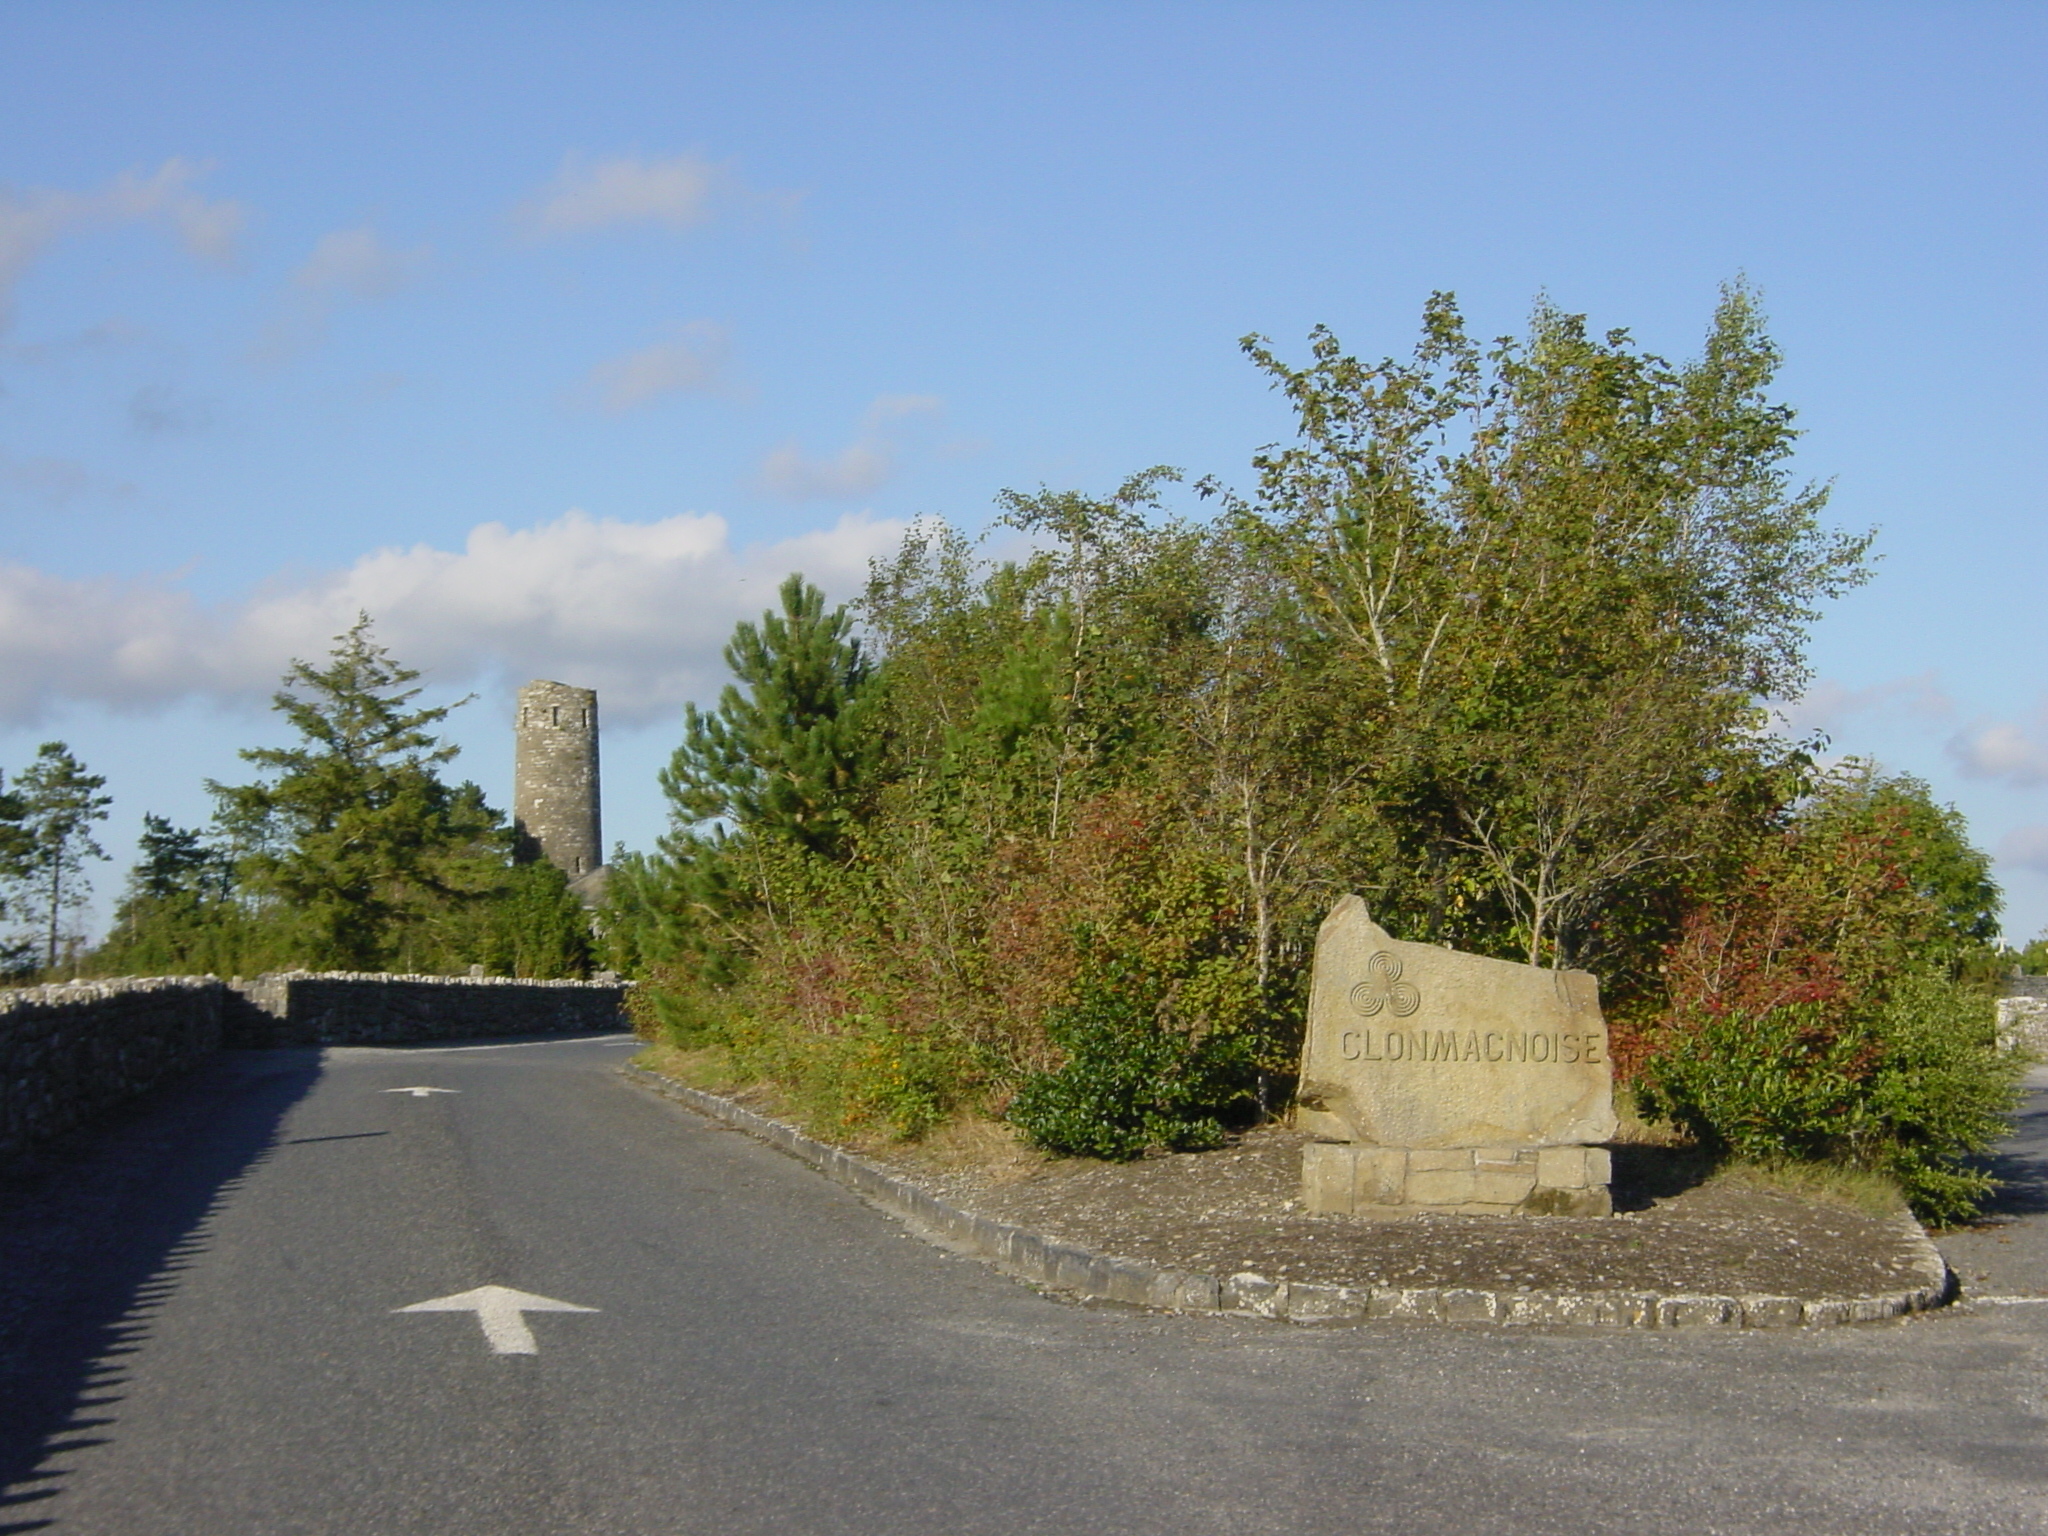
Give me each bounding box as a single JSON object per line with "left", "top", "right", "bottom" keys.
{"left": 622, "top": 1064, "right": 1953, "bottom": 1331}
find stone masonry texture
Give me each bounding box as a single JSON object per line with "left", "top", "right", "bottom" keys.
{"left": 1997, "top": 975, "right": 2048, "bottom": 1057}
{"left": 223, "top": 971, "right": 629, "bottom": 1047}
{"left": 0, "top": 977, "right": 225, "bottom": 1161}
{"left": 514, "top": 679, "right": 601, "bottom": 880}
{"left": 2, "top": 973, "right": 630, "bottom": 1162}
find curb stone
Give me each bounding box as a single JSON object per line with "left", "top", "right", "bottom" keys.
{"left": 623, "top": 1064, "right": 1953, "bottom": 1330}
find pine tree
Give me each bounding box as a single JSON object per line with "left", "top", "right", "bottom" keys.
{"left": 10, "top": 742, "right": 112, "bottom": 972}
{"left": 660, "top": 573, "right": 877, "bottom": 858}
{"left": 209, "top": 615, "right": 500, "bottom": 970}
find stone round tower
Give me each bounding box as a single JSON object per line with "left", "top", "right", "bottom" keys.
{"left": 514, "top": 680, "right": 602, "bottom": 888}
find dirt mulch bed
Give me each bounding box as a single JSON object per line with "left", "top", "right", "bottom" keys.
{"left": 873, "top": 1123, "right": 1927, "bottom": 1300}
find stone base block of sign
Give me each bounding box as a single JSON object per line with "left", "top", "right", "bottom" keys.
{"left": 1302, "top": 1140, "right": 1613, "bottom": 1218}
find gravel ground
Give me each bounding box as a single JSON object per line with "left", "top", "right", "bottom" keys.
{"left": 875, "top": 1122, "right": 1930, "bottom": 1298}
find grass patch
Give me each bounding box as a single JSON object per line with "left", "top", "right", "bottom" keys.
{"left": 632, "top": 1042, "right": 766, "bottom": 1101}
{"left": 630, "top": 1042, "right": 1047, "bottom": 1180}
{"left": 883, "top": 1112, "right": 1050, "bottom": 1185}
{"left": 1704, "top": 1158, "right": 1910, "bottom": 1219}
{"left": 1611, "top": 1084, "right": 1693, "bottom": 1147}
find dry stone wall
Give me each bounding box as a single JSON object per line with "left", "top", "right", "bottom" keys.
{"left": 227, "top": 971, "right": 629, "bottom": 1047}
{"left": 0, "top": 977, "right": 226, "bottom": 1160}
{"left": 1998, "top": 975, "right": 2048, "bottom": 1059}
{"left": 3, "top": 972, "right": 631, "bottom": 1161}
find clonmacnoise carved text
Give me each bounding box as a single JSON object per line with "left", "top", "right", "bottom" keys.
{"left": 1335, "top": 1027, "right": 1606, "bottom": 1066}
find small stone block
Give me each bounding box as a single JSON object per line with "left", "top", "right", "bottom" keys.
{"left": 1369, "top": 1287, "right": 1442, "bottom": 1321}
{"left": 1520, "top": 1185, "right": 1613, "bottom": 1217}
{"left": 1803, "top": 1300, "right": 1851, "bottom": 1328}
{"left": 1405, "top": 1170, "right": 1481, "bottom": 1205}
{"left": 1301, "top": 1142, "right": 1357, "bottom": 1215}
{"left": 1851, "top": 1297, "right": 1898, "bottom": 1323}
{"left": 1605, "top": 1293, "right": 1657, "bottom": 1328}
{"left": 1473, "top": 1170, "right": 1540, "bottom": 1205}
{"left": 1536, "top": 1145, "right": 1594, "bottom": 1188}
{"left": 1296, "top": 1107, "right": 1352, "bottom": 1142}
{"left": 1355, "top": 1146, "right": 1409, "bottom": 1205}
{"left": 1501, "top": 1293, "right": 1564, "bottom": 1326}
{"left": 1286, "top": 1285, "right": 1367, "bottom": 1323}
{"left": 1103, "top": 1264, "right": 1155, "bottom": 1307}
{"left": 1440, "top": 1288, "right": 1500, "bottom": 1323}
{"left": 1740, "top": 1295, "right": 1803, "bottom": 1329}
{"left": 1658, "top": 1295, "right": 1737, "bottom": 1328}
{"left": 1224, "top": 1272, "right": 1287, "bottom": 1317}
{"left": 1408, "top": 1148, "right": 1475, "bottom": 1172}
{"left": 1554, "top": 1293, "right": 1613, "bottom": 1327}
{"left": 1473, "top": 1146, "right": 1532, "bottom": 1172}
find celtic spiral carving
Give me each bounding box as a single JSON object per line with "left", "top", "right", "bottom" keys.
{"left": 1347, "top": 951, "right": 1420, "bottom": 1018}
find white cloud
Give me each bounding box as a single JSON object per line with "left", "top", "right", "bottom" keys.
{"left": 1950, "top": 717, "right": 2048, "bottom": 789}
{"left": 1772, "top": 671, "right": 1955, "bottom": 740}
{"left": 585, "top": 322, "right": 728, "bottom": 413}
{"left": 256, "top": 224, "right": 429, "bottom": 362}
{"left": 760, "top": 440, "right": 894, "bottom": 500}
{"left": 0, "top": 509, "right": 907, "bottom": 727}
{"left": 293, "top": 225, "right": 429, "bottom": 299}
{"left": 518, "top": 154, "right": 724, "bottom": 236}
{"left": 0, "top": 160, "right": 244, "bottom": 328}
{"left": 759, "top": 394, "right": 944, "bottom": 502}
{"left": 862, "top": 394, "right": 944, "bottom": 429}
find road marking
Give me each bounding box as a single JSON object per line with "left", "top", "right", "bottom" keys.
{"left": 383, "top": 1086, "right": 461, "bottom": 1097}
{"left": 1968, "top": 1295, "right": 2048, "bottom": 1305}
{"left": 337, "top": 1034, "right": 636, "bottom": 1057}
{"left": 396, "top": 1285, "right": 599, "bottom": 1354}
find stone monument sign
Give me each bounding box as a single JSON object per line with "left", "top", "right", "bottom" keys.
{"left": 1297, "top": 896, "right": 1617, "bottom": 1217}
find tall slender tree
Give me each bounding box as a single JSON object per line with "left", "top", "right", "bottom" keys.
{"left": 11, "top": 742, "right": 112, "bottom": 971}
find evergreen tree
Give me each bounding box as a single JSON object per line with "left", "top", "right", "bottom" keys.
{"left": 94, "top": 814, "right": 257, "bottom": 978}
{"left": 660, "top": 573, "right": 877, "bottom": 858}
{"left": 0, "top": 771, "right": 34, "bottom": 977}
{"left": 9, "top": 742, "right": 111, "bottom": 972}
{"left": 209, "top": 615, "right": 502, "bottom": 970}
{"left": 132, "top": 813, "right": 232, "bottom": 900}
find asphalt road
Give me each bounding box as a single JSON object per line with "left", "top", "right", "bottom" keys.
{"left": 2, "top": 1037, "right": 2046, "bottom": 1536}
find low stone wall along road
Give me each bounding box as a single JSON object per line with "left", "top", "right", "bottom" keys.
{"left": 3, "top": 1039, "right": 2047, "bottom": 1535}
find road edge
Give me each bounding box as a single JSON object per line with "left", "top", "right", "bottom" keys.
{"left": 622, "top": 1063, "right": 1953, "bottom": 1330}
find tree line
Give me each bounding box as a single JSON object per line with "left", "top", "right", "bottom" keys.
{"left": 605, "top": 285, "right": 2020, "bottom": 1221}
{"left": 14, "top": 617, "right": 595, "bottom": 982}
{"left": 6, "top": 284, "right": 2022, "bottom": 1219}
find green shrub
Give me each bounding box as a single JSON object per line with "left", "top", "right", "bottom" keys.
{"left": 823, "top": 1020, "right": 962, "bottom": 1142}
{"left": 1636, "top": 974, "right": 2023, "bottom": 1224}
{"left": 1008, "top": 978, "right": 1257, "bottom": 1160}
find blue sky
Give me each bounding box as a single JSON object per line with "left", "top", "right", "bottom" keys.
{"left": 2, "top": 2, "right": 2045, "bottom": 941}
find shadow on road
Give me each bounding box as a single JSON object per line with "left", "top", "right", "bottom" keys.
{"left": 1972, "top": 1088, "right": 2048, "bottom": 1219}
{"left": 0, "top": 1050, "right": 323, "bottom": 1534}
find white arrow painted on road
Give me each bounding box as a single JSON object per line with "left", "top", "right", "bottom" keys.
{"left": 396, "top": 1286, "right": 598, "bottom": 1354}
{"left": 383, "top": 1086, "right": 461, "bottom": 1097}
